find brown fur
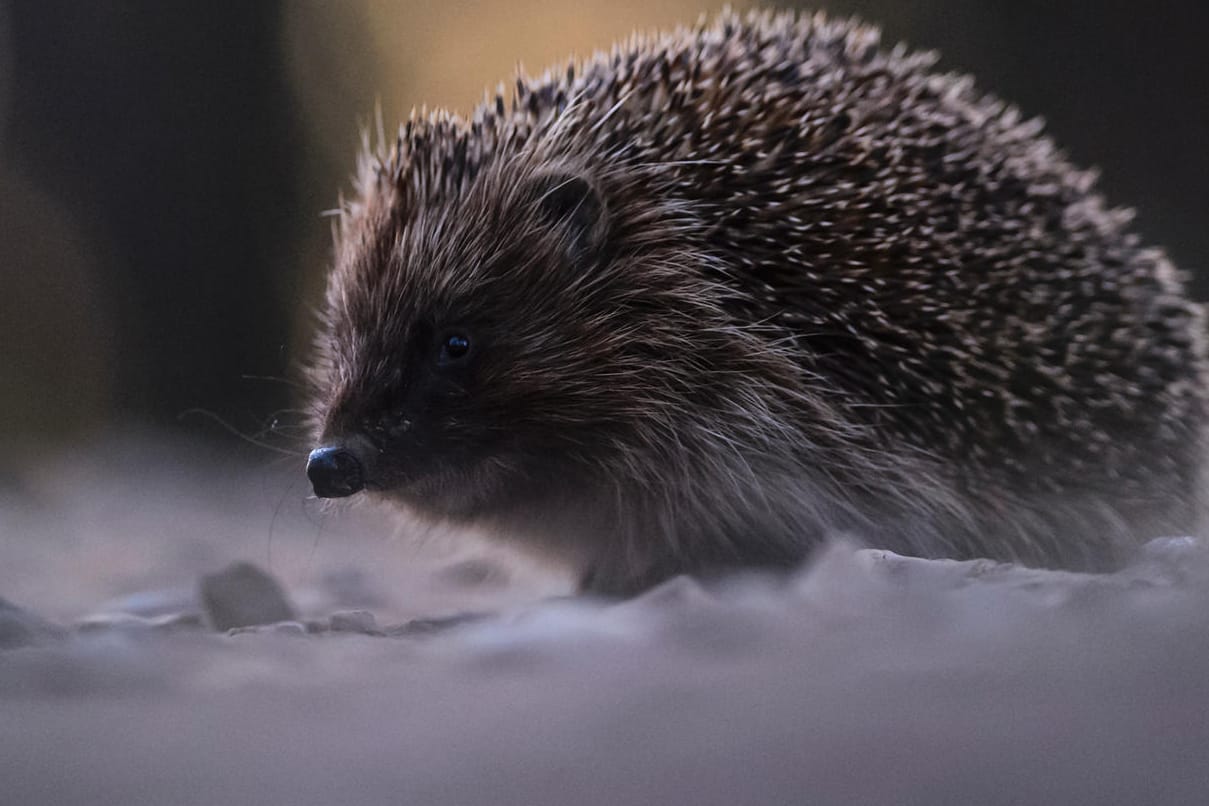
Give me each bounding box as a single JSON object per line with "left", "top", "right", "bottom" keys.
{"left": 309, "top": 10, "right": 1208, "bottom": 594}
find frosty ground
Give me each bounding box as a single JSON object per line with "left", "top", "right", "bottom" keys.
{"left": 3, "top": 436, "right": 1208, "bottom": 805}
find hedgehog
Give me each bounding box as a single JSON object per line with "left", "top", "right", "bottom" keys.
{"left": 305, "top": 9, "right": 1208, "bottom": 595}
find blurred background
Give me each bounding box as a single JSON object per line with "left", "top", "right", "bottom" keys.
{"left": 1, "top": 0, "right": 1207, "bottom": 464}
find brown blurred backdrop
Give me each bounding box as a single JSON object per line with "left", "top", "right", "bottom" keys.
{"left": 1, "top": 0, "right": 1206, "bottom": 462}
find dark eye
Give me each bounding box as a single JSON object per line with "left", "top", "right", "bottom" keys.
{"left": 437, "top": 331, "right": 471, "bottom": 366}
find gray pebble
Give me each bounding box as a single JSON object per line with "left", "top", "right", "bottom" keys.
{"left": 149, "top": 612, "right": 206, "bottom": 631}
{"left": 199, "top": 563, "right": 296, "bottom": 631}
{"left": 74, "top": 610, "right": 205, "bottom": 635}
{"left": 96, "top": 587, "right": 200, "bottom": 619}
{"left": 270, "top": 621, "right": 307, "bottom": 636}
{"left": 385, "top": 612, "right": 486, "bottom": 637}
{"left": 75, "top": 612, "right": 157, "bottom": 634}
{"left": 329, "top": 610, "right": 378, "bottom": 634}
{"left": 228, "top": 620, "right": 308, "bottom": 637}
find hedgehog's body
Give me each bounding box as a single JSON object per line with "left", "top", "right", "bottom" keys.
{"left": 308, "top": 11, "right": 1208, "bottom": 594}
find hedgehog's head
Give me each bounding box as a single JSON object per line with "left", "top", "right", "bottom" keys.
{"left": 305, "top": 125, "right": 748, "bottom": 527}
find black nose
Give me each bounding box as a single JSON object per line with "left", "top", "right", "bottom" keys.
{"left": 307, "top": 446, "right": 365, "bottom": 498}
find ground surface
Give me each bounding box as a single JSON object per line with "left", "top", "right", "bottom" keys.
{"left": 3, "top": 436, "right": 1209, "bottom": 805}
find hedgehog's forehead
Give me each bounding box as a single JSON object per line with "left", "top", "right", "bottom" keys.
{"left": 393, "top": 196, "right": 489, "bottom": 294}
{"left": 340, "top": 114, "right": 560, "bottom": 318}
{"left": 344, "top": 165, "right": 523, "bottom": 323}
{"left": 383, "top": 109, "right": 519, "bottom": 211}
{"left": 393, "top": 143, "right": 550, "bottom": 248}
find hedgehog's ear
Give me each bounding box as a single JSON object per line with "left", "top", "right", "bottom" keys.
{"left": 526, "top": 172, "right": 608, "bottom": 262}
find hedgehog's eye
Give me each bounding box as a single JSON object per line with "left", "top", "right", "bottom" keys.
{"left": 437, "top": 331, "right": 472, "bottom": 367}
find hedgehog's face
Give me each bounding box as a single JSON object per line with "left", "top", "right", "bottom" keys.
{"left": 307, "top": 163, "right": 699, "bottom": 524}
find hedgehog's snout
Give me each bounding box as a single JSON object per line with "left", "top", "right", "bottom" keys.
{"left": 307, "top": 445, "right": 366, "bottom": 498}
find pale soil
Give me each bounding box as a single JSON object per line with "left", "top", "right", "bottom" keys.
{"left": 3, "top": 434, "right": 1209, "bottom": 805}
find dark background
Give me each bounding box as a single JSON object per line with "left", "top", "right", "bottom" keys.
{"left": 1, "top": 0, "right": 1206, "bottom": 460}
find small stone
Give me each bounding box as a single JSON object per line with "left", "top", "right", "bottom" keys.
{"left": 270, "top": 621, "right": 307, "bottom": 635}
{"left": 97, "top": 587, "right": 199, "bottom": 619}
{"left": 227, "top": 620, "right": 307, "bottom": 637}
{"left": 148, "top": 612, "right": 206, "bottom": 632}
{"left": 74, "top": 610, "right": 205, "bottom": 635}
{"left": 74, "top": 612, "right": 156, "bottom": 634}
{"left": 329, "top": 609, "right": 378, "bottom": 634}
{"left": 626, "top": 575, "right": 711, "bottom": 609}
{"left": 1139, "top": 535, "right": 1202, "bottom": 561}
{"left": 0, "top": 597, "right": 67, "bottom": 649}
{"left": 199, "top": 562, "right": 296, "bottom": 631}
{"left": 385, "top": 612, "right": 486, "bottom": 637}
